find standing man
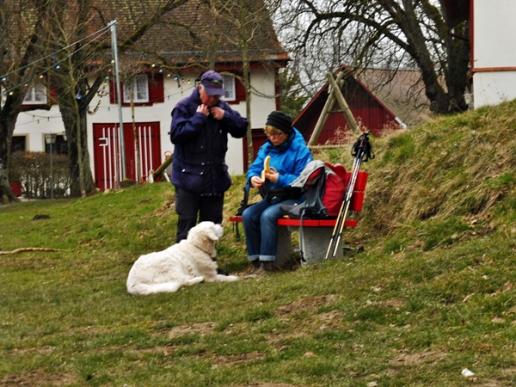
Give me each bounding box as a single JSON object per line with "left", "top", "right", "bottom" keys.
{"left": 170, "top": 70, "right": 248, "bottom": 241}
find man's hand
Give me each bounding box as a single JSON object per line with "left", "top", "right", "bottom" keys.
{"left": 250, "top": 176, "right": 264, "bottom": 188}
{"left": 210, "top": 106, "right": 225, "bottom": 120}
{"left": 197, "top": 104, "right": 209, "bottom": 116}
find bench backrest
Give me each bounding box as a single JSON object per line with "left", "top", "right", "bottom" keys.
{"left": 343, "top": 171, "right": 368, "bottom": 213}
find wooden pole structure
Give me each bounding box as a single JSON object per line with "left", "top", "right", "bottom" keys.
{"left": 327, "top": 72, "right": 360, "bottom": 133}
{"left": 150, "top": 153, "right": 172, "bottom": 182}
{"left": 308, "top": 70, "right": 362, "bottom": 146}
{"left": 308, "top": 71, "right": 344, "bottom": 146}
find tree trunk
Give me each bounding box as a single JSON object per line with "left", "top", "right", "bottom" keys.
{"left": 0, "top": 94, "right": 25, "bottom": 203}
{"left": 58, "top": 100, "right": 95, "bottom": 197}
{"left": 0, "top": 120, "right": 16, "bottom": 203}
{"left": 445, "top": 23, "right": 470, "bottom": 112}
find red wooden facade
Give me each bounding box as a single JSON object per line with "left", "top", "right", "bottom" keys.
{"left": 93, "top": 122, "right": 162, "bottom": 190}
{"left": 293, "top": 69, "right": 402, "bottom": 144}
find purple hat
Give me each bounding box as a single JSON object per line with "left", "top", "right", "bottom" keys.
{"left": 200, "top": 70, "right": 224, "bottom": 96}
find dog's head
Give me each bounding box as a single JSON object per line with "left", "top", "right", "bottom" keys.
{"left": 186, "top": 222, "right": 224, "bottom": 255}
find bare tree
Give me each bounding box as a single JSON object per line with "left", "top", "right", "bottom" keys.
{"left": 274, "top": 0, "right": 470, "bottom": 115}
{"left": 0, "top": 0, "right": 53, "bottom": 203}
{"left": 47, "top": 0, "right": 189, "bottom": 197}
{"left": 182, "top": 0, "right": 287, "bottom": 163}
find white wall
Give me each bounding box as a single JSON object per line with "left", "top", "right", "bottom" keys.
{"left": 16, "top": 107, "right": 65, "bottom": 151}
{"left": 473, "top": 0, "right": 516, "bottom": 107}
{"left": 13, "top": 66, "right": 278, "bottom": 180}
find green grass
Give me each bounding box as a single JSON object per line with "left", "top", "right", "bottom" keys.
{"left": 1, "top": 101, "right": 515, "bottom": 385}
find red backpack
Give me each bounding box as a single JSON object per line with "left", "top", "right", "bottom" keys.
{"left": 285, "top": 161, "right": 347, "bottom": 218}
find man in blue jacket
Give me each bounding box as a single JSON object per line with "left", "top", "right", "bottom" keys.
{"left": 170, "top": 70, "right": 248, "bottom": 241}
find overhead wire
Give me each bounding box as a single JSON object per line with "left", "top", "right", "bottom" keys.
{"left": 0, "top": 23, "right": 112, "bottom": 81}
{"left": 0, "top": 27, "right": 111, "bottom": 97}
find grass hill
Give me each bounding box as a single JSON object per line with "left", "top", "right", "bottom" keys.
{"left": 0, "top": 101, "right": 514, "bottom": 386}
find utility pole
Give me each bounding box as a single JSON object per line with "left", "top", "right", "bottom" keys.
{"left": 109, "top": 20, "right": 126, "bottom": 183}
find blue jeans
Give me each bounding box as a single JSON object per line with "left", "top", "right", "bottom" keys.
{"left": 242, "top": 198, "right": 296, "bottom": 262}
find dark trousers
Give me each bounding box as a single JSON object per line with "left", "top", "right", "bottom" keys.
{"left": 175, "top": 187, "right": 224, "bottom": 242}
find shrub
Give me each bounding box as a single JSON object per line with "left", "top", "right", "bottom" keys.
{"left": 9, "top": 151, "right": 71, "bottom": 198}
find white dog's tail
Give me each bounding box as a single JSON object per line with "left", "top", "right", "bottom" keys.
{"left": 127, "top": 276, "right": 204, "bottom": 295}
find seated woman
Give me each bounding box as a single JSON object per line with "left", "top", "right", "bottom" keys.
{"left": 242, "top": 111, "right": 312, "bottom": 271}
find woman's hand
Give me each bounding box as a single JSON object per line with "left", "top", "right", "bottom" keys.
{"left": 250, "top": 175, "right": 264, "bottom": 188}
{"left": 264, "top": 169, "right": 279, "bottom": 183}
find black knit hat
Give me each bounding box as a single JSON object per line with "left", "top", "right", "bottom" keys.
{"left": 266, "top": 111, "right": 292, "bottom": 135}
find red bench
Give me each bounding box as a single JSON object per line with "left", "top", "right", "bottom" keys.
{"left": 229, "top": 170, "right": 368, "bottom": 265}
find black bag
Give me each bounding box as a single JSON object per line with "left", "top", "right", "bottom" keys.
{"left": 281, "top": 168, "right": 327, "bottom": 218}
{"left": 281, "top": 161, "right": 346, "bottom": 219}
{"left": 235, "top": 183, "right": 302, "bottom": 215}
{"left": 264, "top": 186, "right": 302, "bottom": 203}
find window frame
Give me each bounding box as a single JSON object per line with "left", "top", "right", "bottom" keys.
{"left": 23, "top": 83, "right": 48, "bottom": 105}
{"left": 123, "top": 74, "right": 149, "bottom": 103}
{"left": 11, "top": 135, "right": 27, "bottom": 153}
{"left": 221, "top": 73, "right": 236, "bottom": 102}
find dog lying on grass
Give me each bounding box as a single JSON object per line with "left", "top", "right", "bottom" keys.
{"left": 126, "top": 221, "right": 238, "bottom": 295}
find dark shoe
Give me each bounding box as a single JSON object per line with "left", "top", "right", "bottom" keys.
{"left": 241, "top": 261, "right": 264, "bottom": 276}
{"left": 251, "top": 260, "right": 261, "bottom": 268}
{"left": 262, "top": 261, "right": 280, "bottom": 272}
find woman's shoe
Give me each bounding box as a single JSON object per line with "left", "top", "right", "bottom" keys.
{"left": 262, "top": 261, "right": 280, "bottom": 272}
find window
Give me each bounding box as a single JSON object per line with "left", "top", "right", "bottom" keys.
{"left": 44, "top": 134, "right": 68, "bottom": 155}
{"left": 23, "top": 83, "right": 47, "bottom": 104}
{"left": 11, "top": 136, "right": 26, "bottom": 152}
{"left": 221, "top": 73, "right": 236, "bottom": 101}
{"left": 123, "top": 74, "right": 149, "bottom": 103}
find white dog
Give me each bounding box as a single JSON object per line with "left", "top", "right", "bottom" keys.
{"left": 126, "top": 221, "right": 238, "bottom": 295}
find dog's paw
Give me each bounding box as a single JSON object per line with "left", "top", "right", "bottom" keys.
{"left": 216, "top": 274, "right": 239, "bottom": 282}
{"left": 185, "top": 276, "right": 205, "bottom": 286}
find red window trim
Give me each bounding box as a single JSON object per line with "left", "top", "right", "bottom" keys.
{"left": 109, "top": 72, "right": 164, "bottom": 106}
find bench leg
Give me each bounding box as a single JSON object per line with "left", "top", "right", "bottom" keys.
{"left": 274, "top": 227, "right": 293, "bottom": 267}
{"left": 232, "top": 222, "right": 241, "bottom": 241}
{"left": 300, "top": 228, "right": 344, "bottom": 265}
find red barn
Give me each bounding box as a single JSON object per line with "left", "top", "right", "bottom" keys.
{"left": 293, "top": 67, "right": 404, "bottom": 144}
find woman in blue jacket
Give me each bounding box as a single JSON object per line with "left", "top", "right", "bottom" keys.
{"left": 243, "top": 111, "right": 312, "bottom": 271}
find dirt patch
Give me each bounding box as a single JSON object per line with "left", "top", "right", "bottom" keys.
{"left": 153, "top": 197, "right": 175, "bottom": 217}
{"left": 231, "top": 383, "right": 299, "bottom": 387}
{"left": 212, "top": 351, "right": 265, "bottom": 366}
{"left": 266, "top": 330, "right": 309, "bottom": 349}
{"left": 232, "top": 384, "right": 297, "bottom": 387}
{"left": 314, "top": 310, "right": 345, "bottom": 331}
{"left": 267, "top": 309, "right": 345, "bottom": 350}
{"left": 223, "top": 321, "right": 252, "bottom": 336}
{"left": 0, "top": 370, "right": 78, "bottom": 386}
{"left": 390, "top": 350, "right": 447, "bottom": 367}
{"left": 381, "top": 298, "right": 406, "bottom": 310}
{"left": 276, "top": 295, "right": 339, "bottom": 317}
{"left": 168, "top": 322, "right": 215, "bottom": 339}
{"left": 8, "top": 346, "right": 55, "bottom": 356}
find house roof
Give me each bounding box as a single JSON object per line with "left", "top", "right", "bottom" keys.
{"left": 356, "top": 68, "right": 432, "bottom": 126}
{"left": 293, "top": 66, "right": 404, "bottom": 143}
{"left": 95, "top": 0, "right": 288, "bottom": 68}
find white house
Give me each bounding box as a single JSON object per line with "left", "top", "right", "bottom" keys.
{"left": 443, "top": 0, "right": 516, "bottom": 108}
{"left": 11, "top": 0, "right": 288, "bottom": 191}
{"left": 471, "top": 0, "right": 516, "bottom": 107}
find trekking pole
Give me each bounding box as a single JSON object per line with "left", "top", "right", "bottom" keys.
{"left": 324, "top": 156, "right": 361, "bottom": 259}
{"left": 324, "top": 132, "right": 373, "bottom": 259}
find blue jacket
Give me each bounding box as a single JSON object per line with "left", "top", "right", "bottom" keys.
{"left": 246, "top": 128, "right": 312, "bottom": 190}
{"left": 170, "top": 89, "right": 248, "bottom": 194}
